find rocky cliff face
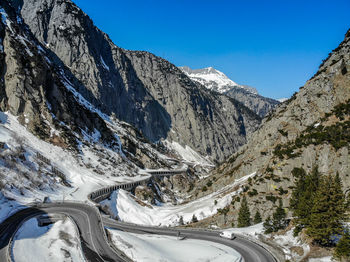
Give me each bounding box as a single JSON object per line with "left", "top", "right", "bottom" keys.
{"left": 0, "top": 1, "right": 117, "bottom": 149}
{"left": 224, "top": 87, "right": 279, "bottom": 118}
{"left": 0, "top": 1, "right": 196, "bottom": 214}
{"left": 16, "top": 0, "right": 261, "bottom": 161}
{"left": 180, "top": 66, "right": 279, "bottom": 117}
{"left": 191, "top": 29, "right": 350, "bottom": 221}
{"left": 0, "top": 1, "right": 187, "bottom": 171}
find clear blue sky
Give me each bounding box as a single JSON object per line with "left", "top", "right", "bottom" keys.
{"left": 73, "top": 0, "right": 349, "bottom": 99}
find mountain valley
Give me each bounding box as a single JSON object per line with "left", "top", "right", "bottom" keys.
{"left": 0, "top": 0, "right": 349, "bottom": 262}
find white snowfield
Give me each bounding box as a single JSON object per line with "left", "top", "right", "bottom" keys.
{"left": 273, "top": 229, "right": 310, "bottom": 261}
{"left": 163, "top": 140, "right": 214, "bottom": 167}
{"left": 277, "top": 98, "right": 288, "bottom": 103}
{"left": 13, "top": 217, "right": 84, "bottom": 262}
{"left": 0, "top": 111, "right": 144, "bottom": 223}
{"left": 105, "top": 172, "right": 257, "bottom": 226}
{"left": 181, "top": 66, "right": 258, "bottom": 95}
{"left": 223, "top": 224, "right": 332, "bottom": 262}
{"left": 309, "top": 257, "right": 332, "bottom": 262}
{"left": 182, "top": 67, "right": 240, "bottom": 93}
{"left": 107, "top": 229, "right": 242, "bottom": 262}
{"left": 0, "top": 110, "right": 243, "bottom": 262}
{"left": 221, "top": 223, "right": 264, "bottom": 238}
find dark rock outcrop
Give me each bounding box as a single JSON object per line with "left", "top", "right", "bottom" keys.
{"left": 225, "top": 87, "right": 279, "bottom": 118}
{"left": 0, "top": 1, "right": 117, "bottom": 149}
{"left": 0, "top": 1, "right": 176, "bottom": 170}
{"left": 16, "top": 0, "right": 261, "bottom": 161}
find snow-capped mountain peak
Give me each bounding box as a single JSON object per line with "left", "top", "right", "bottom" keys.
{"left": 277, "top": 98, "right": 288, "bottom": 103}
{"left": 180, "top": 66, "right": 258, "bottom": 94}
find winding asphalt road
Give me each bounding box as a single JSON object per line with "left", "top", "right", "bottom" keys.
{"left": 0, "top": 202, "right": 277, "bottom": 262}
{"left": 0, "top": 168, "right": 278, "bottom": 262}
{"left": 104, "top": 219, "right": 277, "bottom": 262}
{"left": 0, "top": 203, "right": 131, "bottom": 262}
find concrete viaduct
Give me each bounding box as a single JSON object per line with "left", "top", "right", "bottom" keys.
{"left": 88, "top": 168, "right": 187, "bottom": 203}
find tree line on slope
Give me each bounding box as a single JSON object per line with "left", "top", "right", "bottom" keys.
{"left": 289, "top": 167, "right": 350, "bottom": 260}
{"left": 237, "top": 195, "right": 288, "bottom": 231}
{"left": 236, "top": 166, "right": 350, "bottom": 260}
{"left": 290, "top": 167, "right": 350, "bottom": 260}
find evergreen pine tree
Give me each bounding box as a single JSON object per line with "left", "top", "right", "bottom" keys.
{"left": 217, "top": 207, "right": 230, "bottom": 224}
{"left": 333, "top": 172, "right": 346, "bottom": 216}
{"left": 263, "top": 216, "right": 273, "bottom": 234}
{"left": 179, "top": 216, "right": 184, "bottom": 225}
{"left": 237, "top": 196, "right": 251, "bottom": 227}
{"left": 290, "top": 168, "right": 307, "bottom": 218}
{"left": 191, "top": 214, "right": 198, "bottom": 223}
{"left": 272, "top": 199, "right": 288, "bottom": 231}
{"left": 307, "top": 175, "right": 346, "bottom": 246}
{"left": 289, "top": 167, "right": 307, "bottom": 210}
{"left": 334, "top": 228, "right": 350, "bottom": 261}
{"left": 334, "top": 172, "right": 342, "bottom": 188}
{"left": 290, "top": 166, "right": 320, "bottom": 233}
{"left": 346, "top": 193, "right": 350, "bottom": 210}
{"left": 253, "top": 210, "right": 262, "bottom": 224}
{"left": 263, "top": 200, "right": 288, "bottom": 234}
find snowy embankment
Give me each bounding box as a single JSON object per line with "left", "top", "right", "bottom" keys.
{"left": 102, "top": 172, "right": 256, "bottom": 226}
{"left": 222, "top": 224, "right": 333, "bottom": 262}
{"left": 309, "top": 257, "right": 332, "bottom": 262}
{"left": 107, "top": 229, "right": 242, "bottom": 262}
{"left": 13, "top": 217, "right": 84, "bottom": 262}
{"left": 0, "top": 111, "right": 147, "bottom": 223}
{"left": 221, "top": 223, "right": 265, "bottom": 238}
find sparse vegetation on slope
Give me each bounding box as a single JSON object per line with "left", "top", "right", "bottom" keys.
{"left": 274, "top": 99, "right": 350, "bottom": 160}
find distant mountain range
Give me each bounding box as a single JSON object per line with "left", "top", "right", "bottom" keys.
{"left": 180, "top": 66, "right": 279, "bottom": 117}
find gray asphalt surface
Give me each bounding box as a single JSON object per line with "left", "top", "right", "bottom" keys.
{"left": 0, "top": 204, "right": 277, "bottom": 262}
{"left": 104, "top": 219, "right": 277, "bottom": 262}
{"left": 0, "top": 203, "right": 130, "bottom": 262}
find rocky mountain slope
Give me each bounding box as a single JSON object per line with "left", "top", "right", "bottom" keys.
{"left": 190, "top": 28, "right": 350, "bottom": 224}
{"left": 1, "top": 1, "right": 204, "bottom": 224}
{"left": 15, "top": 0, "right": 261, "bottom": 162}
{"left": 0, "top": 0, "right": 184, "bottom": 184}
{"left": 180, "top": 66, "right": 279, "bottom": 117}
{"left": 0, "top": 1, "right": 115, "bottom": 150}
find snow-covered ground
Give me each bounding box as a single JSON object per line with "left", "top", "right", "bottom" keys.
{"left": 13, "top": 217, "right": 84, "bottom": 262}
{"left": 107, "top": 229, "right": 242, "bottom": 262}
{"left": 163, "top": 140, "right": 214, "bottom": 168}
{"left": 180, "top": 66, "right": 246, "bottom": 94}
{"left": 180, "top": 66, "right": 259, "bottom": 96}
{"left": 222, "top": 224, "right": 333, "bottom": 262}
{"left": 0, "top": 111, "right": 145, "bottom": 222}
{"left": 0, "top": 192, "right": 27, "bottom": 224}
{"left": 102, "top": 172, "right": 256, "bottom": 226}
{"left": 309, "top": 257, "right": 332, "bottom": 262}
{"left": 0, "top": 110, "right": 208, "bottom": 225}
{"left": 278, "top": 98, "right": 288, "bottom": 103}
{"left": 273, "top": 229, "right": 310, "bottom": 261}
{"left": 221, "top": 223, "right": 265, "bottom": 238}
